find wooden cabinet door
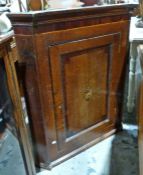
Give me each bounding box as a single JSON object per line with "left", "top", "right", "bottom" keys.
{"left": 49, "top": 32, "right": 121, "bottom": 160}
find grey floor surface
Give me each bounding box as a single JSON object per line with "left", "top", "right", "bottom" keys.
{"left": 0, "top": 115, "right": 139, "bottom": 175}
{"left": 37, "top": 124, "right": 138, "bottom": 175}
{"left": 0, "top": 129, "right": 26, "bottom": 175}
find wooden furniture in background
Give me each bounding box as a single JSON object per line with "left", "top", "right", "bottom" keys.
{"left": 8, "top": 4, "right": 137, "bottom": 169}
{"left": 28, "top": 0, "right": 42, "bottom": 10}
{"left": 137, "top": 44, "right": 143, "bottom": 175}
{"left": 81, "top": 0, "right": 101, "bottom": 5}
{"left": 127, "top": 17, "right": 143, "bottom": 113}
{"left": 0, "top": 32, "right": 36, "bottom": 175}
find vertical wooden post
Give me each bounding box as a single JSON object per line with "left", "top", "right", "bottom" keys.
{"left": 2, "top": 38, "right": 36, "bottom": 175}
{"left": 17, "top": 0, "right": 23, "bottom": 12}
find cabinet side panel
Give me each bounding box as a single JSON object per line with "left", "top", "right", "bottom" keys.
{"left": 15, "top": 35, "right": 49, "bottom": 164}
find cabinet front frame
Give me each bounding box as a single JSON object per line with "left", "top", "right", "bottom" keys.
{"left": 32, "top": 20, "right": 129, "bottom": 167}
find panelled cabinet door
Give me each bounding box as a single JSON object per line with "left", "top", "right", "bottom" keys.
{"left": 48, "top": 32, "right": 121, "bottom": 161}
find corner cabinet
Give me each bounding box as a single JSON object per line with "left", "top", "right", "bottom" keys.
{"left": 8, "top": 4, "right": 137, "bottom": 169}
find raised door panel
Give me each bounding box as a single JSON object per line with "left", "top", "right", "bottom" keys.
{"left": 49, "top": 33, "right": 120, "bottom": 156}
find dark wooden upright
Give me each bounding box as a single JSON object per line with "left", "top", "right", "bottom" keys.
{"left": 8, "top": 4, "right": 137, "bottom": 169}
{"left": 0, "top": 32, "right": 36, "bottom": 175}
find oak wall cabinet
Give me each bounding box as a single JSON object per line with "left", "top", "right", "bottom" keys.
{"left": 8, "top": 4, "right": 137, "bottom": 169}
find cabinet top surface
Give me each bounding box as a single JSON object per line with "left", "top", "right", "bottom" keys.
{"left": 8, "top": 3, "right": 137, "bottom": 21}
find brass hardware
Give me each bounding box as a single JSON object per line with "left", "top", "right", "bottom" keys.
{"left": 58, "top": 105, "right": 62, "bottom": 109}
{"left": 84, "top": 89, "right": 92, "bottom": 101}
{"left": 80, "top": 88, "right": 93, "bottom": 101}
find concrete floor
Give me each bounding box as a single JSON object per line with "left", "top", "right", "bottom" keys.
{"left": 37, "top": 124, "right": 138, "bottom": 175}
{"left": 0, "top": 129, "right": 26, "bottom": 175}
{"left": 0, "top": 122, "right": 138, "bottom": 175}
